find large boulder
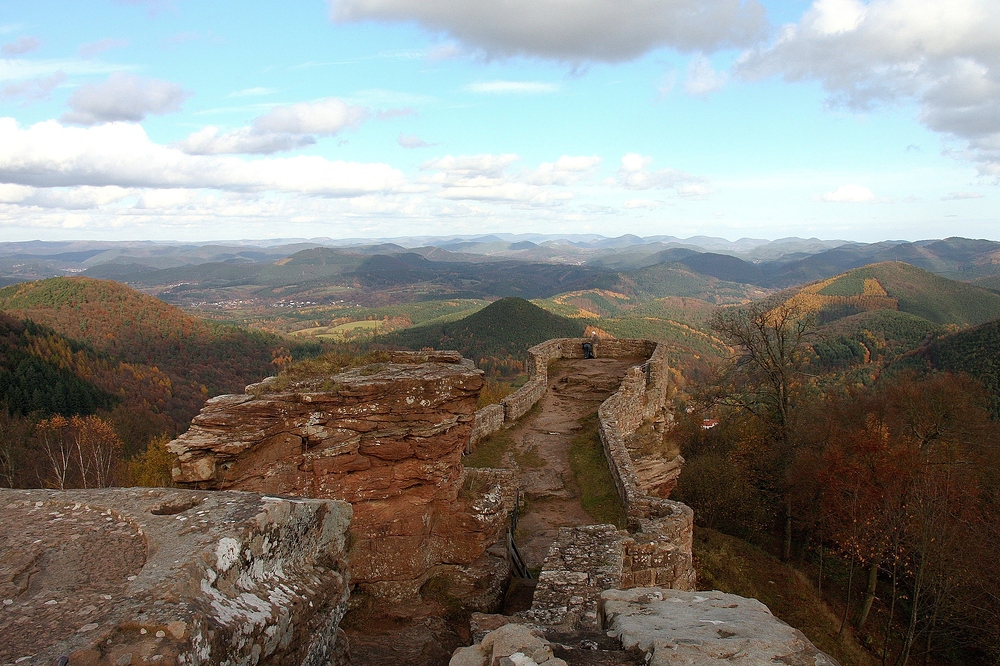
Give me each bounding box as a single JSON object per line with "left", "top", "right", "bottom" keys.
{"left": 600, "top": 588, "right": 840, "bottom": 666}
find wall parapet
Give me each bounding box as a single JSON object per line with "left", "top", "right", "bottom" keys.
{"left": 593, "top": 341, "right": 695, "bottom": 591}
{"left": 469, "top": 337, "right": 658, "bottom": 446}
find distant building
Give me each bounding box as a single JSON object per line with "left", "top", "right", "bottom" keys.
{"left": 701, "top": 419, "right": 719, "bottom": 429}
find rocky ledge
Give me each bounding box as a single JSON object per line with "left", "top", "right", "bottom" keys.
{"left": 600, "top": 588, "right": 841, "bottom": 666}
{"left": 0, "top": 488, "right": 352, "bottom": 666}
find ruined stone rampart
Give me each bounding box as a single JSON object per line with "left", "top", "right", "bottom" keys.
{"left": 471, "top": 337, "right": 693, "bottom": 595}
{"left": 167, "top": 351, "right": 515, "bottom": 611}
{"left": 594, "top": 341, "right": 696, "bottom": 591}
{"left": 470, "top": 338, "right": 658, "bottom": 445}
{"left": 0, "top": 488, "right": 352, "bottom": 666}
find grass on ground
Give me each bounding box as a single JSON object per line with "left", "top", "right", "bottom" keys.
{"left": 694, "top": 527, "right": 878, "bottom": 666}
{"left": 567, "top": 412, "right": 626, "bottom": 529}
{"left": 464, "top": 430, "right": 515, "bottom": 468}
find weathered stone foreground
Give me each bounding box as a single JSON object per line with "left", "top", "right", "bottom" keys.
{"left": 600, "top": 588, "right": 841, "bottom": 666}
{"left": 0, "top": 488, "right": 352, "bottom": 666}
{"left": 455, "top": 588, "right": 840, "bottom": 666}
{"left": 168, "top": 351, "right": 515, "bottom": 610}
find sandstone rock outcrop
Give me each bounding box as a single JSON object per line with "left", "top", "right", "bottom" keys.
{"left": 167, "top": 351, "right": 515, "bottom": 611}
{"left": 450, "top": 623, "right": 569, "bottom": 666}
{"left": 0, "top": 488, "right": 351, "bottom": 666}
{"left": 600, "top": 588, "right": 841, "bottom": 666}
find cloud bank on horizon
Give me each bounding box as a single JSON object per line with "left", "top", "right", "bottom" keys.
{"left": 0, "top": 0, "right": 996, "bottom": 242}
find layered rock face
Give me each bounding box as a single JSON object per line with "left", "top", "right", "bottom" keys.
{"left": 168, "top": 351, "right": 515, "bottom": 610}
{"left": 0, "top": 488, "right": 351, "bottom": 666}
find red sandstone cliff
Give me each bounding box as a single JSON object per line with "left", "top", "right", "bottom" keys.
{"left": 167, "top": 351, "right": 515, "bottom": 614}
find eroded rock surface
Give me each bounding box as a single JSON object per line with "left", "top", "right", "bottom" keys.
{"left": 168, "top": 351, "right": 515, "bottom": 613}
{"left": 600, "top": 588, "right": 841, "bottom": 666}
{"left": 0, "top": 488, "right": 351, "bottom": 666}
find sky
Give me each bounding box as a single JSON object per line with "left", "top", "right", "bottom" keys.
{"left": 0, "top": 0, "right": 997, "bottom": 243}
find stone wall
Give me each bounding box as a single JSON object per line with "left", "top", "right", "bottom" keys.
{"left": 594, "top": 342, "right": 696, "bottom": 591}
{"left": 470, "top": 337, "right": 694, "bottom": 596}
{"left": 468, "top": 403, "right": 503, "bottom": 449}
{"left": 0, "top": 488, "right": 351, "bottom": 666}
{"left": 167, "top": 351, "right": 515, "bottom": 612}
{"left": 519, "top": 525, "right": 625, "bottom": 629}
{"left": 469, "top": 338, "right": 658, "bottom": 445}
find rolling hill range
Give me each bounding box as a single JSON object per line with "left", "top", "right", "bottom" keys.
{"left": 0, "top": 277, "right": 319, "bottom": 430}
{"left": 766, "top": 263, "right": 1000, "bottom": 383}
{"left": 84, "top": 248, "right": 617, "bottom": 309}
{"left": 647, "top": 237, "right": 1000, "bottom": 289}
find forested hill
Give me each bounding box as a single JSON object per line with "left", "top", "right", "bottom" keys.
{"left": 786, "top": 262, "right": 1000, "bottom": 328}
{"left": 0, "top": 277, "right": 320, "bottom": 429}
{"left": 0, "top": 312, "right": 118, "bottom": 417}
{"left": 897, "top": 318, "right": 1000, "bottom": 417}
{"left": 381, "top": 296, "right": 585, "bottom": 366}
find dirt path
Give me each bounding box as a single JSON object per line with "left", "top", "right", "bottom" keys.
{"left": 503, "top": 357, "right": 641, "bottom": 568}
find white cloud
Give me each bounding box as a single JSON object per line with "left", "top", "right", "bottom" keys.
{"left": 658, "top": 69, "right": 678, "bottom": 97}
{"left": 426, "top": 43, "right": 462, "bottom": 61}
{"left": 464, "top": 80, "right": 561, "bottom": 94}
{"left": 2, "top": 36, "right": 41, "bottom": 56}
{"left": 61, "top": 72, "right": 191, "bottom": 125}
{"left": 419, "top": 153, "right": 590, "bottom": 205}
{"left": 251, "top": 98, "right": 368, "bottom": 135}
{"left": 135, "top": 188, "right": 195, "bottom": 209}
{"left": 397, "top": 132, "right": 433, "bottom": 149}
{"left": 941, "top": 191, "right": 985, "bottom": 200}
{"left": 616, "top": 153, "right": 712, "bottom": 196}
{"left": 684, "top": 55, "right": 728, "bottom": 95}
{"left": 737, "top": 0, "right": 1000, "bottom": 173}
{"left": 0, "top": 184, "right": 132, "bottom": 209}
{"left": 422, "top": 153, "right": 520, "bottom": 178}
{"left": 177, "top": 126, "right": 316, "bottom": 155}
{"left": 329, "top": 0, "right": 768, "bottom": 62}
{"left": 0, "top": 58, "right": 131, "bottom": 84}
{"left": 623, "top": 199, "right": 666, "bottom": 210}
{"left": 178, "top": 98, "right": 368, "bottom": 155}
{"left": 819, "top": 184, "right": 877, "bottom": 202}
{"left": 227, "top": 86, "right": 276, "bottom": 98}
{"left": 531, "top": 155, "right": 601, "bottom": 185}
{"left": 78, "top": 38, "right": 129, "bottom": 59}
{"left": 0, "top": 118, "right": 405, "bottom": 197}
{"left": 2, "top": 72, "right": 65, "bottom": 103}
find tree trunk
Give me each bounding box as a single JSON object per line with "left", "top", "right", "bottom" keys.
{"left": 839, "top": 553, "right": 855, "bottom": 636}
{"left": 899, "top": 558, "right": 925, "bottom": 666}
{"left": 783, "top": 495, "right": 793, "bottom": 561}
{"left": 882, "top": 558, "right": 899, "bottom": 666}
{"left": 857, "top": 557, "right": 881, "bottom": 630}
{"left": 817, "top": 542, "right": 824, "bottom": 595}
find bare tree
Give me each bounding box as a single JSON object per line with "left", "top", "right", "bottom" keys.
{"left": 36, "top": 415, "right": 73, "bottom": 490}
{"left": 710, "top": 298, "right": 815, "bottom": 441}
{"left": 73, "top": 415, "right": 121, "bottom": 488}
{"left": 710, "top": 298, "right": 816, "bottom": 559}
